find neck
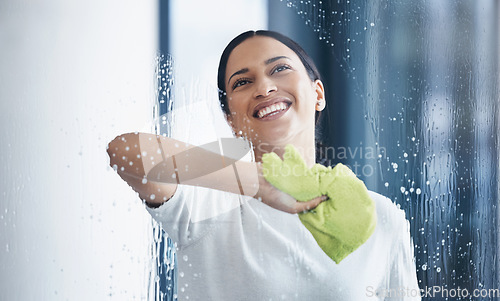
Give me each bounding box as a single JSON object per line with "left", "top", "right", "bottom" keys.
{"left": 253, "top": 131, "right": 316, "bottom": 167}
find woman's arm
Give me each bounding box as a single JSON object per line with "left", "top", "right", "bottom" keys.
{"left": 107, "top": 132, "right": 325, "bottom": 213}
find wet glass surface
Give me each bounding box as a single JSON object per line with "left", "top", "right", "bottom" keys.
{"left": 1, "top": 1, "right": 498, "bottom": 300}
{"left": 162, "top": 0, "right": 499, "bottom": 299}
{"left": 269, "top": 0, "right": 499, "bottom": 299}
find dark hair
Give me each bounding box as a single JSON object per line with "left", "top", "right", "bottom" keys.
{"left": 217, "top": 30, "right": 323, "bottom": 123}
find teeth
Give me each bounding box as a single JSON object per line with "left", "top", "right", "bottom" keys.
{"left": 257, "top": 102, "right": 288, "bottom": 118}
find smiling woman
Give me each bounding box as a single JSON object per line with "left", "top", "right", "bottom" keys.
{"left": 222, "top": 34, "right": 324, "bottom": 166}
{"left": 107, "top": 30, "right": 420, "bottom": 300}
{"left": 219, "top": 31, "right": 324, "bottom": 155}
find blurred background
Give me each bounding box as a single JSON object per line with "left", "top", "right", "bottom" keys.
{"left": 1, "top": 0, "right": 498, "bottom": 300}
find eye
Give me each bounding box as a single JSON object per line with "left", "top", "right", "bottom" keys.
{"left": 232, "top": 78, "right": 252, "bottom": 90}
{"left": 272, "top": 64, "right": 291, "bottom": 74}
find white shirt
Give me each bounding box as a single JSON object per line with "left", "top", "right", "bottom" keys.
{"left": 147, "top": 185, "right": 421, "bottom": 300}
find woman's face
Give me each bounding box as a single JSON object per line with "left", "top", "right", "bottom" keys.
{"left": 224, "top": 36, "right": 324, "bottom": 147}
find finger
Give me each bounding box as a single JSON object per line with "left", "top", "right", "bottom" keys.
{"left": 293, "top": 195, "right": 328, "bottom": 213}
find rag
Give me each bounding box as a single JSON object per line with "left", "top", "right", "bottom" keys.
{"left": 262, "top": 144, "right": 377, "bottom": 263}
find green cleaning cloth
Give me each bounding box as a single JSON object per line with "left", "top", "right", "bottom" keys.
{"left": 262, "top": 144, "right": 377, "bottom": 263}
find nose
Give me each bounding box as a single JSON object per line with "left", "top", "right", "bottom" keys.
{"left": 253, "top": 77, "right": 277, "bottom": 98}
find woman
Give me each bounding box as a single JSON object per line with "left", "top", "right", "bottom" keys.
{"left": 108, "top": 30, "right": 420, "bottom": 300}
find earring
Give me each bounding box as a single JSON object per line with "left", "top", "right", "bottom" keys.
{"left": 316, "top": 100, "right": 325, "bottom": 111}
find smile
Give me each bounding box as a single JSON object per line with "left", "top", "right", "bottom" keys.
{"left": 254, "top": 101, "right": 292, "bottom": 120}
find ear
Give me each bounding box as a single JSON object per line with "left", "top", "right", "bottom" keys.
{"left": 314, "top": 80, "right": 326, "bottom": 111}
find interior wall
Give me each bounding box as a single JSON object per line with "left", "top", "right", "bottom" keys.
{"left": 0, "top": 1, "right": 158, "bottom": 300}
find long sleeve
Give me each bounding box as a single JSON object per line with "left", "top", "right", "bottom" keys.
{"left": 386, "top": 210, "right": 421, "bottom": 300}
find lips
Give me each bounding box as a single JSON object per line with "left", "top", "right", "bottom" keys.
{"left": 253, "top": 98, "right": 292, "bottom": 120}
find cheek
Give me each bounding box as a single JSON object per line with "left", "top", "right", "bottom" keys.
{"left": 295, "top": 84, "right": 316, "bottom": 106}
{"left": 294, "top": 86, "right": 318, "bottom": 119}
{"left": 226, "top": 96, "right": 237, "bottom": 112}
{"left": 227, "top": 100, "right": 242, "bottom": 118}
{"left": 228, "top": 93, "right": 251, "bottom": 115}
{"left": 227, "top": 101, "right": 249, "bottom": 127}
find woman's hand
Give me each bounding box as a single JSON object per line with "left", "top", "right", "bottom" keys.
{"left": 254, "top": 163, "right": 327, "bottom": 214}
{"left": 107, "top": 133, "right": 177, "bottom": 206}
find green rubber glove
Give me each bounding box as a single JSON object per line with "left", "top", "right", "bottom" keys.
{"left": 262, "top": 144, "right": 377, "bottom": 263}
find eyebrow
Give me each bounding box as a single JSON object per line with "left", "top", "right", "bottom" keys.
{"left": 227, "top": 56, "right": 291, "bottom": 85}
{"left": 265, "top": 55, "right": 290, "bottom": 65}
{"left": 227, "top": 68, "right": 249, "bottom": 85}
